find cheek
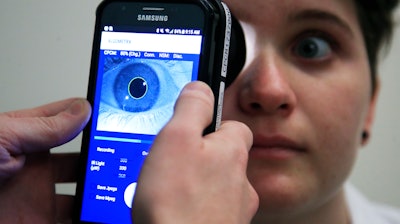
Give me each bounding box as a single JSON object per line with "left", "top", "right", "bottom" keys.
{"left": 311, "top": 80, "right": 369, "bottom": 145}
{"left": 302, "top": 71, "right": 371, "bottom": 180}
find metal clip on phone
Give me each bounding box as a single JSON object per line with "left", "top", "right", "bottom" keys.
{"left": 213, "top": 0, "right": 247, "bottom": 88}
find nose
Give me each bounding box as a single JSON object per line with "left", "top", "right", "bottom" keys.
{"left": 238, "top": 51, "right": 297, "bottom": 117}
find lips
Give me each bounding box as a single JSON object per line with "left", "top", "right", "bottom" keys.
{"left": 250, "top": 134, "right": 306, "bottom": 160}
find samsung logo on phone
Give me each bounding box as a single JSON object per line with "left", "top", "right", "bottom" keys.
{"left": 137, "top": 14, "right": 169, "bottom": 22}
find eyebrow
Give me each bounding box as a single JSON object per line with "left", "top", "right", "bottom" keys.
{"left": 288, "top": 9, "right": 355, "bottom": 38}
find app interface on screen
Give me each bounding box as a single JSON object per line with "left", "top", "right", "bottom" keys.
{"left": 80, "top": 26, "right": 203, "bottom": 223}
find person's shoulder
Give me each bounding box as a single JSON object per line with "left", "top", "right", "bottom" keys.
{"left": 374, "top": 202, "right": 400, "bottom": 223}
{"left": 345, "top": 183, "right": 400, "bottom": 224}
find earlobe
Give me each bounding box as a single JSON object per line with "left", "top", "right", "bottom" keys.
{"left": 361, "top": 77, "right": 380, "bottom": 145}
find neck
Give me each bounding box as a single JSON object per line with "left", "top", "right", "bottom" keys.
{"left": 251, "top": 188, "right": 351, "bottom": 224}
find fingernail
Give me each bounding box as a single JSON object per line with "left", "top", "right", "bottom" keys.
{"left": 66, "top": 99, "right": 85, "bottom": 116}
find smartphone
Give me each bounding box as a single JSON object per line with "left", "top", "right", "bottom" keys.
{"left": 74, "top": 0, "right": 233, "bottom": 223}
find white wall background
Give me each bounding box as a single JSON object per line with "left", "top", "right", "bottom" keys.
{"left": 0, "top": 0, "right": 399, "bottom": 207}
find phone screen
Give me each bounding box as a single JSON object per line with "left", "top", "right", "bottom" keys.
{"left": 79, "top": 4, "right": 205, "bottom": 223}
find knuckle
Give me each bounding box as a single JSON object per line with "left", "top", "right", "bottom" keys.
{"left": 158, "top": 121, "right": 195, "bottom": 146}
{"left": 0, "top": 122, "right": 21, "bottom": 154}
{"left": 219, "top": 122, "right": 252, "bottom": 165}
{"left": 35, "top": 117, "right": 65, "bottom": 144}
{"left": 0, "top": 155, "right": 24, "bottom": 182}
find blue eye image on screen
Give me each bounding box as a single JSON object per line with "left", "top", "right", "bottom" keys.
{"left": 115, "top": 63, "right": 159, "bottom": 112}
{"left": 97, "top": 57, "right": 193, "bottom": 135}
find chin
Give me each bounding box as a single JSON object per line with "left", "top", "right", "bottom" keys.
{"left": 257, "top": 180, "right": 311, "bottom": 211}
{"left": 249, "top": 168, "right": 347, "bottom": 224}
{"left": 248, "top": 165, "right": 320, "bottom": 215}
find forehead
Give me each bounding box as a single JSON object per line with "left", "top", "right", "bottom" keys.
{"left": 224, "top": 0, "right": 359, "bottom": 31}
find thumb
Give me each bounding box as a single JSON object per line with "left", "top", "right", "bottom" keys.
{"left": 0, "top": 98, "right": 91, "bottom": 182}
{"left": 165, "top": 81, "right": 214, "bottom": 137}
{"left": 3, "top": 98, "right": 92, "bottom": 154}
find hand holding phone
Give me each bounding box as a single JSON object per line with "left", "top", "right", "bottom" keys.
{"left": 74, "top": 0, "right": 245, "bottom": 223}
{"left": 132, "top": 82, "right": 258, "bottom": 224}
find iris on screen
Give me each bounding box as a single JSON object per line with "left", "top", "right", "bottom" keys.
{"left": 115, "top": 63, "right": 158, "bottom": 112}
{"left": 97, "top": 57, "right": 193, "bottom": 135}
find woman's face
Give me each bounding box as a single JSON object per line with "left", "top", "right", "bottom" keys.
{"left": 222, "top": 0, "right": 377, "bottom": 220}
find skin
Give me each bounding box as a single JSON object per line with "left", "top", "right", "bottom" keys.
{"left": 222, "top": 0, "right": 378, "bottom": 223}
{"left": 133, "top": 82, "right": 258, "bottom": 224}
{"left": 0, "top": 0, "right": 381, "bottom": 223}
{"left": 0, "top": 98, "right": 91, "bottom": 223}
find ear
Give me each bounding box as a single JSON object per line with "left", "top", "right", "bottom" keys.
{"left": 361, "top": 78, "right": 380, "bottom": 145}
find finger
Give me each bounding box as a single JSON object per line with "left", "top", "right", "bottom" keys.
{"left": 246, "top": 181, "right": 260, "bottom": 221}
{"left": 1, "top": 98, "right": 91, "bottom": 155}
{"left": 211, "top": 120, "right": 253, "bottom": 151}
{"left": 0, "top": 154, "right": 25, "bottom": 183}
{"left": 203, "top": 121, "right": 253, "bottom": 173}
{"left": 2, "top": 98, "right": 84, "bottom": 118}
{"left": 51, "top": 153, "right": 80, "bottom": 183}
{"left": 166, "top": 81, "right": 215, "bottom": 136}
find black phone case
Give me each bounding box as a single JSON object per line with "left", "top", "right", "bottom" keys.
{"left": 74, "top": 0, "right": 235, "bottom": 223}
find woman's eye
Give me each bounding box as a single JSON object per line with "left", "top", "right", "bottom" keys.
{"left": 98, "top": 58, "right": 192, "bottom": 135}
{"left": 293, "top": 36, "right": 332, "bottom": 59}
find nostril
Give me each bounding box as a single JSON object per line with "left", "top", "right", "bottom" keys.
{"left": 250, "top": 102, "right": 262, "bottom": 110}
{"left": 279, "top": 103, "right": 289, "bottom": 110}
{"left": 250, "top": 103, "right": 290, "bottom": 111}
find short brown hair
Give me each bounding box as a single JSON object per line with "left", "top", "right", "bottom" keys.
{"left": 354, "top": 0, "right": 399, "bottom": 93}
